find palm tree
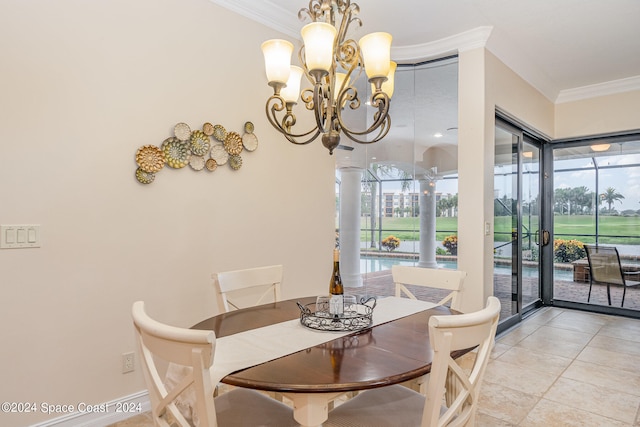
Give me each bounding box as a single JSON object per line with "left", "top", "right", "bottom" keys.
{"left": 600, "top": 187, "right": 625, "bottom": 212}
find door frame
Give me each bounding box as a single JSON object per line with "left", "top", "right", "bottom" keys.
{"left": 495, "top": 116, "right": 546, "bottom": 331}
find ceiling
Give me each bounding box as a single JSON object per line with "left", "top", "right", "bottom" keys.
{"left": 212, "top": 0, "right": 640, "bottom": 102}
{"left": 212, "top": 0, "right": 640, "bottom": 173}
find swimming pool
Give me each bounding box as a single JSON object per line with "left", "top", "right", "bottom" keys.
{"left": 360, "top": 256, "right": 574, "bottom": 281}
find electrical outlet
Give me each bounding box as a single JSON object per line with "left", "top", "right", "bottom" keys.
{"left": 122, "top": 352, "right": 135, "bottom": 373}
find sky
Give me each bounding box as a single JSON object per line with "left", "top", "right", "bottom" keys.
{"left": 347, "top": 151, "right": 640, "bottom": 212}
{"left": 554, "top": 153, "right": 640, "bottom": 211}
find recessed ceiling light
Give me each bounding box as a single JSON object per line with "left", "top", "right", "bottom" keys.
{"left": 434, "top": 132, "right": 443, "bottom": 138}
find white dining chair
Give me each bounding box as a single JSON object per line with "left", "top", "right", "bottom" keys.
{"left": 132, "top": 301, "right": 298, "bottom": 427}
{"left": 212, "top": 265, "right": 287, "bottom": 401}
{"left": 213, "top": 264, "right": 283, "bottom": 312}
{"left": 326, "top": 296, "right": 500, "bottom": 427}
{"left": 393, "top": 265, "right": 467, "bottom": 311}
{"left": 392, "top": 265, "right": 468, "bottom": 394}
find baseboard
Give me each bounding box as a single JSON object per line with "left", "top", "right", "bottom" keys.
{"left": 29, "top": 391, "right": 150, "bottom": 427}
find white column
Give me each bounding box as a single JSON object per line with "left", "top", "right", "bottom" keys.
{"left": 339, "top": 167, "right": 363, "bottom": 287}
{"left": 418, "top": 178, "right": 438, "bottom": 268}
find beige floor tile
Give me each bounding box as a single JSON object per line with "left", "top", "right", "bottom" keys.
{"left": 498, "top": 322, "right": 542, "bottom": 346}
{"left": 577, "top": 345, "right": 638, "bottom": 373}
{"left": 562, "top": 359, "right": 640, "bottom": 397}
{"left": 491, "top": 341, "right": 512, "bottom": 358}
{"left": 589, "top": 333, "right": 640, "bottom": 356}
{"left": 515, "top": 327, "right": 590, "bottom": 359}
{"left": 598, "top": 322, "right": 640, "bottom": 344}
{"left": 476, "top": 411, "right": 517, "bottom": 427}
{"left": 106, "top": 412, "right": 154, "bottom": 426}
{"left": 531, "top": 325, "right": 595, "bottom": 346}
{"left": 545, "top": 310, "right": 607, "bottom": 334}
{"left": 543, "top": 377, "right": 640, "bottom": 424}
{"left": 477, "top": 381, "right": 540, "bottom": 424}
{"left": 520, "top": 398, "right": 629, "bottom": 427}
{"left": 522, "top": 307, "right": 565, "bottom": 325}
{"left": 496, "top": 346, "right": 573, "bottom": 377}
{"left": 484, "top": 359, "right": 558, "bottom": 397}
{"left": 498, "top": 330, "right": 529, "bottom": 346}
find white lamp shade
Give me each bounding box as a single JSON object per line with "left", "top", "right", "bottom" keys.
{"left": 359, "top": 32, "right": 392, "bottom": 79}
{"left": 334, "top": 72, "right": 350, "bottom": 101}
{"left": 261, "top": 39, "right": 294, "bottom": 85}
{"left": 281, "top": 66, "right": 304, "bottom": 103}
{"left": 301, "top": 22, "right": 337, "bottom": 73}
{"left": 372, "top": 61, "right": 396, "bottom": 98}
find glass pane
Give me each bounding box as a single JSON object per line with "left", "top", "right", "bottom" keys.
{"left": 494, "top": 126, "right": 517, "bottom": 319}
{"left": 334, "top": 57, "right": 459, "bottom": 305}
{"left": 522, "top": 141, "right": 540, "bottom": 307}
{"left": 553, "top": 140, "right": 640, "bottom": 309}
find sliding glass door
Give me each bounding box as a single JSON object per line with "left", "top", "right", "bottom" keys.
{"left": 494, "top": 119, "right": 544, "bottom": 326}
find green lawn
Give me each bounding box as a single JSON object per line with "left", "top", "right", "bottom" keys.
{"left": 355, "top": 215, "right": 640, "bottom": 245}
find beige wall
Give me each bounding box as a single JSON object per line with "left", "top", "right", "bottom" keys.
{"left": 0, "top": 0, "right": 335, "bottom": 425}
{"left": 457, "top": 49, "right": 555, "bottom": 312}
{"left": 555, "top": 90, "right": 640, "bottom": 138}
{"left": 457, "top": 48, "right": 492, "bottom": 313}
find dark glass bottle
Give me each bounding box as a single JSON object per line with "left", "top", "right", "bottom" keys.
{"left": 329, "top": 249, "right": 344, "bottom": 316}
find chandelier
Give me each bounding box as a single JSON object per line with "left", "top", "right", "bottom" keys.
{"left": 261, "top": 0, "right": 396, "bottom": 155}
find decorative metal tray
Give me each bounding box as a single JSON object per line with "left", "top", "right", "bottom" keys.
{"left": 297, "top": 297, "right": 377, "bottom": 332}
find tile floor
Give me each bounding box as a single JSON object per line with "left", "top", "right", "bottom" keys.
{"left": 111, "top": 307, "right": 640, "bottom": 426}
{"left": 476, "top": 306, "right": 640, "bottom": 426}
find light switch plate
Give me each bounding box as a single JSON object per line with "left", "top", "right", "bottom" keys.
{"left": 0, "top": 224, "right": 41, "bottom": 249}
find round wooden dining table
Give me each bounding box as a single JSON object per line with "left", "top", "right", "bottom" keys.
{"left": 192, "top": 296, "right": 465, "bottom": 426}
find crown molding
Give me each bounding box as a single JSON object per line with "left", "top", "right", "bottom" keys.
{"left": 209, "top": 2, "right": 639, "bottom": 104}
{"left": 555, "top": 75, "right": 640, "bottom": 103}
{"left": 210, "top": 0, "right": 300, "bottom": 39}
{"left": 211, "top": 0, "right": 494, "bottom": 64}
{"left": 392, "top": 26, "right": 493, "bottom": 64}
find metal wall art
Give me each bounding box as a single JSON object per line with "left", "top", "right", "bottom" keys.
{"left": 134, "top": 121, "right": 258, "bottom": 184}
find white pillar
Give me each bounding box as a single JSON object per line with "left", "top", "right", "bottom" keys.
{"left": 339, "top": 167, "right": 363, "bottom": 287}
{"left": 418, "top": 178, "right": 439, "bottom": 268}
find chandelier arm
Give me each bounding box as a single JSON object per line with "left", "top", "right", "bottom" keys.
{"left": 312, "top": 81, "right": 332, "bottom": 134}
{"left": 336, "top": 5, "right": 350, "bottom": 45}
{"left": 282, "top": 129, "right": 322, "bottom": 145}
{"left": 337, "top": 39, "right": 360, "bottom": 71}
{"left": 341, "top": 115, "right": 391, "bottom": 144}
{"left": 334, "top": 90, "right": 390, "bottom": 138}
{"left": 265, "top": 94, "right": 321, "bottom": 143}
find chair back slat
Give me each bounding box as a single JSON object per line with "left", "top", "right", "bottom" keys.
{"left": 423, "top": 296, "right": 500, "bottom": 427}
{"left": 392, "top": 265, "right": 467, "bottom": 311}
{"left": 213, "top": 265, "right": 283, "bottom": 312}
{"left": 132, "top": 301, "right": 218, "bottom": 427}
